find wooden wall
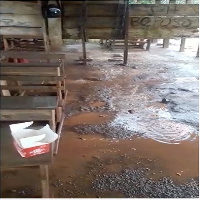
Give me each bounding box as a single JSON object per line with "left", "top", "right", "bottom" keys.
{"left": 0, "top": 1, "right": 199, "bottom": 41}
{"left": 62, "top": 2, "right": 199, "bottom": 39}
{"left": 0, "top": 1, "right": 44, "bottom": 38}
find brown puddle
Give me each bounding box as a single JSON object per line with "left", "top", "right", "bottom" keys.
{"left": 65, "top": 112, "right": 113, "bottom": 126}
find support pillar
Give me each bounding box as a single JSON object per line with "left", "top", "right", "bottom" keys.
{"left": 196, "top": 46, "right": 199, "bottom": 57}
{"left": 163, "top": 39, "right": 170, "bottom": 48}
{"left": 179, "top": 38, "right": 186, "bottom": 52}
{"left": 47, "top": 1, "right": 63, "bottom": 50}
{"left": 123, "top": 0, "right": 129, "bottom": 65}
{"left": 146, "top": 39, "right": 151, "bottom": 51}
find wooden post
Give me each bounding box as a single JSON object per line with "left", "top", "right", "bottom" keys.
{"left": 179, "top": 37, "right": 186, "bottom": 52}
{"left": 3, "top": 37, "right": 9, "bottom": 50}
{"left": 40, "top": 165, "right": 49, "bottom": 198}
{"left": 123, "top": 0, "right": 129, "bottom": 65}
{"left": 196, "top": 46, "right": 199, "bottom": 57}
{"left": 146, "top": 39, "right": 151, "bottom": 51}
{"left": 81, "top": 0, "right": 87, "bottom": 66}
{"left": 163, "top": 39, "right": 170, "bottom": 48}
{"left": 38, "top": 0, "right": 50, "bottom": 52}
{"left": 47, "top": 1, "right": 63, "bottom": 49}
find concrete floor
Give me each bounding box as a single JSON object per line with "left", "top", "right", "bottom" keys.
{"left": 1, "top": 39, "right": 199, "bottom": 198}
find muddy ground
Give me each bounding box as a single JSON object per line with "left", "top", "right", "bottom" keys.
{"left": 1, "top": 39, "right": 199, "bottom": 198}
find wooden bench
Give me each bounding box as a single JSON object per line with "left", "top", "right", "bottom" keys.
{"left": 0, "top": 51, "right": 66, "bottom": 102}
{"left": 0, "top": 51, "right": 67, "bottom": 154}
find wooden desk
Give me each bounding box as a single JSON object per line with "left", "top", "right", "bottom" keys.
{"left": 0, "top": 123, "right": 53, "bottom": 198}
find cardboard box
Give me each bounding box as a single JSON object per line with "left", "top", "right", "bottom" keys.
{"left": 9, "top": 121, "right": 58, "bottom": 158}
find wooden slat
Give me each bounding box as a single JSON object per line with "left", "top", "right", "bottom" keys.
{"left": 128, "top": 28, "right": 199, "bottom": 38}
{"left": 0, "top": 75, "right": 64, "bottom": 82}
{"left": 0, "top": 1, "right": 40, "bottom": 15}
{"left": 63, "top": 16, "right": 199, "bottom": 29}
{"left": 2, "top": 35, "right": 43, "bottom": 39}
{"left": 1, "top": 110, "right": 53, "bottom": 121}
{"left": 63, "top": 4, "right": 199, "bottom": 17}
{"left": 48, "top": 18, "right": 63, "bottom": 48}
{"left": 0, "top": 14, "right": 43, "bottom": 27}
{"left": 1, "top": 67, "right": 60, "bottom": 76}
{"left": 63, "top": 27, "right": 199, "bottom": 39}
{"left": 1, "top": 85, "right": 64, "bottom": 92}
{"left": 0, "top": 27, "right": 43, "bottom": 37}
{"left": 1, "top": 51, "right": 65, "bottom": 60}
{"left": 64, "top": 4, "right": 117, "bottom": 17}
{"left": 129, "top": 4, "right": 199, "bottom": 16}
{"left": 1, "top": 96, "right": 58, "bottom": 110}
{"left": 1, "top": 63, "right": 62, "bottom": 68}
{"left": 130, "top": 16, "right": 199, "bottom": 29}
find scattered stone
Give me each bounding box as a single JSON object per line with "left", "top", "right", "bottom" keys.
{"left": 93, "top": 156, "right": 100, "bottom": 159}
{"left": 93, "top": 168, "right": 199, "bottom": 198}
{"left": 128, "top": 110, "right": 134, "bottom": 114}
{"left": 99, "top": 115, "right": 106, "bottom": 117}
{"left": 176, "top": 173, "right": 182, "bottom": 176}
{"left": 161, "top": 98, "right": 169, "bottom": 104}
{"left": 113, "top": 54, "right": 123, "bottom": 57}
{"left": 78, "top": 137, "right": 86, "bottom": 140}
{"left": 108, "top": 58, "right": 123, "bottom": 62}
{"left": 131, "top": 148, "right": 136, "bottom": 151}
{"left": 84, "top": 77, "right": 101, "bottom": 81}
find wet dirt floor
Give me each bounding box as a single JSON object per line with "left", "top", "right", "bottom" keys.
{"left": 1, "top": 39, "right": 199, "bottom": 198}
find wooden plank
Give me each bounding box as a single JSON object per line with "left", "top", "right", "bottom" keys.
{"left": 0, "top": 75, "right": 64, "bottom": 82}
{"left": 40, "top": 165, "right": 50, "bottom": 198}
{"left": 1, "top": 67, "right": 60, "bottom": 76}
{"left": 1, "top": 51, "right": 65, "bottom": 60}
{"left": 128, "top": 28, "right": 199, "bottom": 38}
{"left": 63, "top": 17, "right": 116, "bottom": 28}
{"left": 64, "top": 4, "right": 117, "bottom": 17}
{"left": 0, "top": 1, "right": 40, "bottom": 15}
{"left": 1, "top": 85, "right": 64, "bottom": 92}
{"left": 130, "top": 16, "right": 198, "bottom": 29}
{"left": 63, "top": 28, "right": 116, "bottom": 39}
{"left": 0, "top": 27, "right": 43, "bottom": 37}
{"left": 1, "top": 110, "right": 53, "bottom": 121}
{"left": 3, "top": 35, "right": 43, "bottom": 39}
{"left": 63, "top": 27, "right": 198, "bottom": 39}
{"left": 129, "top": 4, "right": 199, "bottom": 16}
{"left": 63, "top": 4, "right": 199, "bottom": 17}
{"left": 0, "top": 80, "right": 11, "bottom": 96}
{"left": 48, "top": 18, "right": 63, "bottom": 48}
{"left": 1, "top": 63, "right": 62, "bottom": 68}
{"left": 0, "top": 14, "right": 43, "bottom": 27}
{"left": 0, "top": 123, "right": 53, "bottom": 168}
{"left": 63, "top": 16, "right": 198, "bottom": 29}
{"left": 1, "top": 96, "right": 58, "bottom": 110}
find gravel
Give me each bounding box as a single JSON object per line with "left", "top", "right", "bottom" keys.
{"left": 74, "top": 123, "right": 141, "bottom": 139}
{"left": 93, "top": 168, "right": 199, "bottom": 198}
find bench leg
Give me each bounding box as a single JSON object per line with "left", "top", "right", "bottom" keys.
{"left": 40, "top": 165, "right": 49, "bottom": 198}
